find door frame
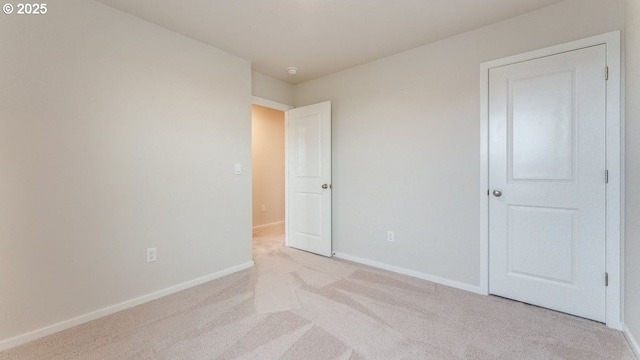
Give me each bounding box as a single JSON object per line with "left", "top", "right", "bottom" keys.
{"left": 479, "top": 31, "right": 622, "bottom": 329}
{"left": 252, "top": 96, "right": 293, "bottom": 246}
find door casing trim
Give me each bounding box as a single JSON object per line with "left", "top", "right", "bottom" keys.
{"left": 479, "top": 31, "right": 622, "bottom": 329}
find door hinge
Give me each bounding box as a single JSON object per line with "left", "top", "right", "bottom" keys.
{"left": 605, "top": 170, "right": 609, "bottom": 184}
{"left": 605, "top": 66, "right": 609, "bottom": 81}
{"left": 487, "top": 189, "right": 490, "bottom": 196}
{"left": 605, "top": 272, "right": 609, "bottom": 287}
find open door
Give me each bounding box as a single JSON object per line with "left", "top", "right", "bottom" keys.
{"left": 286, "top": 101, "right": 332, "bottom": 257}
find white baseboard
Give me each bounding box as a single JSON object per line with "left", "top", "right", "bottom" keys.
{"left": 624, "top": 323, "right": 640, "bottom": 359}
{"left": 333, "top": 252, "right": 483, "bottom": 295}
{"left": 0, "top": 261, "right": 254, "bottom": 352}
{"left": 252, "top": 221, "right": 285, "bottom": 230}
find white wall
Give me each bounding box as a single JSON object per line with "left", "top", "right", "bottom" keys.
{"left": 625, "top": 0, "right": 640, "bottom": 354}
{"left": 252, "top": 71, "right": 295, "bottom": 106}
{"left": 295, "top": 0, "right": 624, "bottom": 289}
{"left": 0, "top": 0, "right": 252, "bottom": 346}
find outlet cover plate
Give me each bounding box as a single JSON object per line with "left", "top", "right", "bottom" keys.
{"left": 147, "top": 247, "right": 157, "bottom": 263}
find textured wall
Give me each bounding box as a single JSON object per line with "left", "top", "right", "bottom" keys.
{"left": 295, "top": 0, "right": 624, "bottom": 289}
{"left": 625, "top": 0, "right": 640, "bottom": 353}
{"left": 0, "top": 0, "right": 252, "bottom": 345}
{"left": 252, "top": 71, "right": 295, "bottom": 106}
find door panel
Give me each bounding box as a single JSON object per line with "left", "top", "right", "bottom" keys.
{"left": 295, "top": 114, "right": 322, "bottom": 177}
{"left": 489, "top": 45, "right": 606, "bottom": 322}
{"left": 287, "top": 102, "right": 332, "bottom": 257}
{"left": 511, "top": 71, "right": 575, "bottom": 181}
{"left": 507, "top": 205, "right": 576, "bottom": 284}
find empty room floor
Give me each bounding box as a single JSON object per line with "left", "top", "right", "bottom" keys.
{"left": 0, "top": 224, "right": 636, "bottom": 359}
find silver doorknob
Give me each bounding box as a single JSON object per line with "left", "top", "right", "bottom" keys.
{"left": 492, "top": 190, "right": 502, "bottom": 197}
{"left": 322, "top": 184, "right": 329, "bottom": 189}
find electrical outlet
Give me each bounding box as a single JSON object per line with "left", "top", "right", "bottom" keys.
{"left": 147, "top": 247, "right": 157, "bottom": 263}
{"left": 261, "top": 204, "right": 266, "bottom": 212}
{"left": 387, "top": 231, "right": 395, "bottom": 242}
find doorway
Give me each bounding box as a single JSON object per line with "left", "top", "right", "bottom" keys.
{"left": 250, "top": 98, "right": 333, "bottom": 259}
{"left": 251, "top": 103, "right": 287, "bottom": 259}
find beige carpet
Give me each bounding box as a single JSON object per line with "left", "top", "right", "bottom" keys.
{"left": 1, "top": 224, "right": 636, "bottom": 360}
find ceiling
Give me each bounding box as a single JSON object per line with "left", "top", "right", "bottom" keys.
{"left": 96, "top": 0, "right": 566, "bottom": 84}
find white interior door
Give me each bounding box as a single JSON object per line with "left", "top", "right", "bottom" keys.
{"left": 286, "top": 101, "right": 332, "bottom": 257}
{"left": 489, "top": 45, "right": 607, "bottom": 321}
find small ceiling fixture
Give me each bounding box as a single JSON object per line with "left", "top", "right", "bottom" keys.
{"left": 287, "top": 67, "right": 298, "bottom": 75}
